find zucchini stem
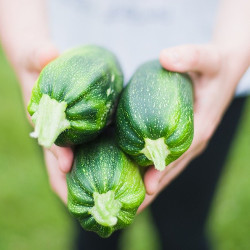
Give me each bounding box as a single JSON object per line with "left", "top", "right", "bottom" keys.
{"left": 141, "top": 137, "right": 169, "bottom": 171}
{"left": 30, "top": 94, "right": 70, "bottom": 148}
{"left": 89, "top": 191, "right": 121, "bottom": 227}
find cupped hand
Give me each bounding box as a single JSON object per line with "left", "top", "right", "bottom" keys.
{"left": 138, "top": 44, "right": 243, "bottom": 213}
{"left": 18, "top": 42, "right": 73, "bottom": 204}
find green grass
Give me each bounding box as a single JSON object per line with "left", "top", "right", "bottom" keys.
{"left": 0, "top": 49, "right": 74, "bottom": 250}
{"left": 208, "top": 98, "right": 250, "bottom": 250}
{"left": 0, "top": 47, "right": 250, "bottom": 250}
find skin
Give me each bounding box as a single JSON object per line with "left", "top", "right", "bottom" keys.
{"left": 0, "top": 0, "right": 249, "bottom": 210}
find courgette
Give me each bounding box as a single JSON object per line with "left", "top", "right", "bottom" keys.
{"left": 116, "top": 60, "right": 194, "bottom": 171}
{"left": 28, "top": 45, "right": 123, "bottom": 147}
{"left": 67, "top": 131, "right": 145, "bottom": 238}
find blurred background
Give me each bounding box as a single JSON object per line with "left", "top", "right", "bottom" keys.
{"left": 0, "top": 46, "right": 250, "bottom": 250}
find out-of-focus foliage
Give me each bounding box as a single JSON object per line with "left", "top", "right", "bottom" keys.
{"left": 208, "top": 98, "right": 250, "bottom": 250}
{"left": 0, "top": 48, "right": 74, "bottom": 250}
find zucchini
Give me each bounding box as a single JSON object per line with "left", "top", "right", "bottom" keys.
{"left": 116, "top": 60, "right": 194, "bottom": 171}
{"left": 67, "top": 131, "right": 145, "bottom": 238}
{"left": 28, "top": 45, "right": 123, "bottom": 147}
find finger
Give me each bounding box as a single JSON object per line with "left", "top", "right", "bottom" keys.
{"left": 44, "top": 149, "right": 68, "bottom": 204}
{"left": 159, "top": 44, "right": 220, "bottom": 75}
{"left": 137, "top": 194, "right": 155, "bottom": 214}
{"left": 50, "top": 145, "right": 74, "bottom": 173}
{"left": 144, "top": 164, "right": 173, "bottom": 195}
{"left": 143, "top": 114, "right": 207, "bottom": 195}
{"left": 158, "top": 152, "right": 195, "bottom": 193}
{"left": 144, "top": 167, "right": 161, "bottom": 195}
{"left": 26, "top": 43, "right": 59, "bottom": 72}
{"left": 141, "top": 155, "right": 193, "bottom": 213}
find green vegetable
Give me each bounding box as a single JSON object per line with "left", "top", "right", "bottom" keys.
{"left": 116, "top": 60, "right": 194, "bottom": 171}
{"left": 28, "top": 45, "right": 123, "bottom": 148}
{"left": 67, "top": 131, "right": 145, "bottom": 238}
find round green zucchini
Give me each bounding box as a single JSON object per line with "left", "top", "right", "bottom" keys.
{"left": 28, "top": 45, "right": 123, "bottom": 148}
{"left": 67, "top": 132, "right": 145, "bottom": 238}
{"left": 116, "top": 60, "right": 194, "bottom": 171}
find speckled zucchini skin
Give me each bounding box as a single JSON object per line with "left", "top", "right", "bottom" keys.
{"left": 116, "top": 60, "right": 194, "bottom": 167}
{"left": 67, "top": 132, "right": 145, "bottom": 238}
{"left": 28, "top": 45, "right": 123, "bottom": 146}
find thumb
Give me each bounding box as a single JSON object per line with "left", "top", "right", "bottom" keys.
{"left": 49, "top": 145, "right": 74, "bottom": 173}
{"left": 159, "top": 44, "right": 220, "bottom": 75}
{"left": 26, "top": 42, "right": 59, "bottom": 72}
{"left": 144, "top": 166, "right": 162, "bottom": 195}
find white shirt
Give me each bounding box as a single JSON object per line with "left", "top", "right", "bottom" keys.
{"left": 48, "top": 0, "right": 250, "bottom": 96}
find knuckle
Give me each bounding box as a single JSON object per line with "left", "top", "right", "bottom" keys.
{"left": 214, "top": 52, "right": 222, "bottom": 72}
{"left": 214, "top": 50, "right": 221, "bottom": 65}
{"left": 189, "top": 46, "right": 200, "bottom": 67}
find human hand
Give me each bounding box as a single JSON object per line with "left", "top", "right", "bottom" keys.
{"left": 138, "top": 44, "right": 247, "bottom": 212}
{"left": 0, "top": 0, "right": 74, "bottom": 204}
{"left": 16, "top": 42, "right": 73, "bottom": 204}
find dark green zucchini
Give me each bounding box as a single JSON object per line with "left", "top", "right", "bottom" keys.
{"left": 67, "top": 132, "right": 145, "bottom": 238}
{"left": 116, "top": 60, "right": 194, "bottom": 171}
{"left": 28, "top": 45, "right": 123, "bottom": 147}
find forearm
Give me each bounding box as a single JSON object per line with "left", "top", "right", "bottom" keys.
{"left": 0, "top": 0, "right": 50, "bottom": 75}
{"left": 213, "top": 0, "right": 250, "bottom": 78}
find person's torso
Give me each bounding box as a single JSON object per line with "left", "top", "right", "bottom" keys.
{"left": 48, "top": 0, "right": 250, "bottom": 95}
